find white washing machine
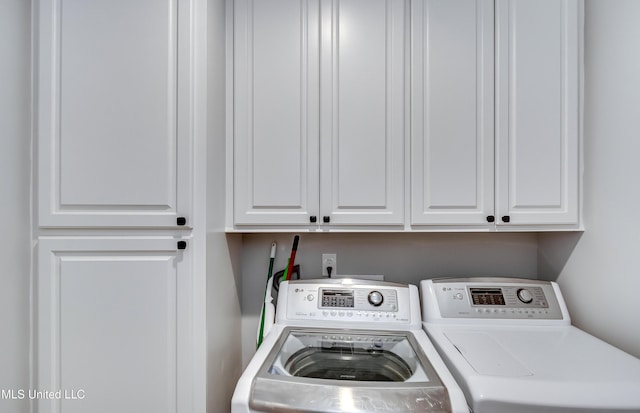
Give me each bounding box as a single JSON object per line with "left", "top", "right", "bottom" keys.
{"left": 420, "top": 277, "right": 640, "bottom": 413}
{"left": 232, "top": 278, "right": 468, "bottom": 413}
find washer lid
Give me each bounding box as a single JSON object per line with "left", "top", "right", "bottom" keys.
{"left": 249, "top": 327, "right": 453, "bottom": 413}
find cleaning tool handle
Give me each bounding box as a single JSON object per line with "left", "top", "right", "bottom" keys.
{"left": 284, "top": 235, "right": 300, "bottom": 281}
{"left": 270, "top": 242, "right": 276, "bottom": 259}
{"left": 257, "top": 242, "right": 277, "bottom": 348}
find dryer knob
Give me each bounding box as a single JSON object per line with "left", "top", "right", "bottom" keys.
{"left": 368, "top": 291, "right": 384, "bottom": 307}
{"left": 517, "top": 288, "right": 534, "bottom": 304}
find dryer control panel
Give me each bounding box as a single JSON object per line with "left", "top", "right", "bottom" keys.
{"left": 279, "top": 279, "right": 417, "bottom": 326}
{"left": 423, "top": 278, "right": 568, "bottom": 321}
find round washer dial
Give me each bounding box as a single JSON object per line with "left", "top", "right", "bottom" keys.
{"left": 368, "top": 291, "right": 384, "bottom": 306}
{"left": 517, "top": 288, "right": 534, "bottom": 303}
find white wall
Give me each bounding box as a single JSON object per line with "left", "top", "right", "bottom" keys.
{"left": 0, "top": 0, "right": 31, "bottom": 412}
{"left": 539, "top": 0, "right": 640, "bottom": 358}
{"left": 206, "top": 0, "right": 244, "bottom": 411}
{"left": 240, "top": 232, "right": 539, "bottom": 364}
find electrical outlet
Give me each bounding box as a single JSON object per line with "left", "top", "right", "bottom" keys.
{"left": 322, "top": 253, "right": 337, "bottom": 276}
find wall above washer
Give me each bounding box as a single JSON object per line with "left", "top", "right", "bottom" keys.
{"left": 238, "top": 232, "right": 538, "bottom": 366}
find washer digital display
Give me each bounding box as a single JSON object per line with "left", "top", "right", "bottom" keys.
{"left": 470, "top": 288, "right": 506, "bottom": 306}
{"left": 321, "top": 289, "right": 354, "bottom": 308}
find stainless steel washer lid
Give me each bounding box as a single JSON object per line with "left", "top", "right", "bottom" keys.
{"left": 249, "top": 327, "right": 452, "bottom": 413}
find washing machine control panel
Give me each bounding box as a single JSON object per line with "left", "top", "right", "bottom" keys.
{"left": 430, "top": 278, "right": 565, "bottom": 320}
{"left": 282, "top": 280, "right": 414, "bottom": 324}
{"left": 319, "top": 288, "right": 397, "bottom": 312}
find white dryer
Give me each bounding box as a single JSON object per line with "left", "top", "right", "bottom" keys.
{"left": 232, "top": 278, "right": 468, "bottom": 413}
{"left": 420, "top": 277, "right": 640, "bottom": 413}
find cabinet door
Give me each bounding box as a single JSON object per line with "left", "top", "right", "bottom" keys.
{"left": 37, "top": 237, "right": 193, "bottom": 413}
{"left": 319, "top": 0, "right": 406, "bottom": 225}
{"left": 37, "top": 0, "right": 198, "bottom": 228}
{"left": 233, "top": 0, "right": 320, "bottom": 226}
{"left": 495, "top": 0, "right": 581, "bottom": 225}
{"left": 411, "top": 0, "right": 495, "bottom": 226}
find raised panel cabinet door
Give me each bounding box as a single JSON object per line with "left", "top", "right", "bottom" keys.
{"left": 319, "top": 0, "right": 406, "bottom": 226}
{"left": 233, "top": 0, "right": 321, "bottom": 226}
{"left": 495, "top": 0, "right": 581, "bottom": 225}
{"left": 411, "top": 0, "right": 495, "bottom": 226}
{"left": 37, "top": 0, "right": 203, "bottom": 227}
{"left": 37, "top": 237, "right": 194, "bottom": 413}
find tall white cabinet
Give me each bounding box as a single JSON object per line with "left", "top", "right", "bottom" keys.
{"left": 37, "top": 238, "right": 194, "bottom": 413}
{"left": 231, "top": 0, "right": 406, "bottom": 228}
{"left": 35, "top": 1, "right": 206, "bottom": 412}
{"left": 37, "top": 0, "right": 197, "bottom": 228}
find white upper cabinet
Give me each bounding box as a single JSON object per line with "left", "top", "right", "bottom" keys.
{"left": 411, "top": 0, "right": 495, "bottom": 226}
{"left": 232, "top": 0, "right": 321, "bottom": 226}
{"left": 319, "top": 0, "right": 406, "bottom": 226}
{"left": 495, "top": 0, "right": 581, "bottom": 226}
{"left": 231, "top": 0, "right": 406, "bottom": 228}
{"left": 230, "top": 0, "right": 583, "bottom": 231}
{"left": 37, "top": 0, "right": 198, "bottom": 228}
{"left": 412, "top": 0, "right": 582, "bottom": 229}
